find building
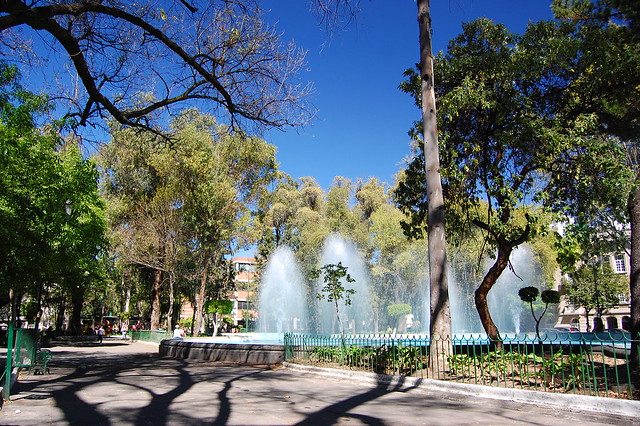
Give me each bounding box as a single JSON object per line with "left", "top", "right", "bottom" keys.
{"left": 178, "top": 257, "right": 259, "bottom": 331}
{"left": 230, "top": 257, "right": 259, "bottom": 330}
{"left": 555, "top": 251, "right": 631, "bottom": 332}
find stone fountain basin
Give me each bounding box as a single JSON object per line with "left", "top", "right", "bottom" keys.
{"left": 159, "top": 333, "right": 285, "bottom": 365}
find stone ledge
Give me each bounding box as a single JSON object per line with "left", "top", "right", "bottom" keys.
{"left": 159, "top": 339, "right": 285, "bottom": 365}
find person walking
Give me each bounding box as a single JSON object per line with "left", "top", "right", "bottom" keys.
{"left": 120, "top": 322, "right": 128, "bottom": 339}
{"left": 97, "top": 325, "right": 105, "bottom": 344}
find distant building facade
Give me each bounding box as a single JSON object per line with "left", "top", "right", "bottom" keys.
{"left": 555, "top": 251, "right": 631, "bottom": 332}
{"left": 230, "top": 257, "right": 259, "bottom": 330}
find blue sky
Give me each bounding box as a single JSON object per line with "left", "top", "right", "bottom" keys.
{"left": 263, "top": 0, "right": 555, "bottom": 190}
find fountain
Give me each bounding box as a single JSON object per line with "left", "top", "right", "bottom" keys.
{"left": 315, "top": 234, "right": 372, "bottom": 334}
{"left": 257, "top": 246, "right": 308, "bottom": 333}
{"left": 449, "top": 245, "right": 543, "bottom": 334}
{"left": 161, "top": 238, "right": 547, "bottom": 364}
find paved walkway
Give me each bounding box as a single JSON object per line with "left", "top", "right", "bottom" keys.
{"left": 0, "top": 338, "right": 637, "bottom": 425}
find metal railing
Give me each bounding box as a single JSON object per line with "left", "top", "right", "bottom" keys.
{"left": 284, "top": 331, "right": 638, "bottom": 400}
{"left": 130, "top": 330, "right": 171, "bottom": 343}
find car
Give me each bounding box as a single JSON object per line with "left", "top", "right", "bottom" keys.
{"left": 553, "top": 326, "right": 579, "bottom": 332}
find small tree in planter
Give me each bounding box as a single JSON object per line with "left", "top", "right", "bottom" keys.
{"left": 312, "top": 262, "right": 356, "bottom": 349}
{"left": 518, "top": 286, "right": 561, "bottom": 341}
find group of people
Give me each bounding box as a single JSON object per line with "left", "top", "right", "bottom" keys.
{"left": 95, "top": 320, "right": 145, "bottom": 343}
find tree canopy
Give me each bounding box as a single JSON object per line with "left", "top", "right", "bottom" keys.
{"left": 0, "top": 62, "right": 106, "bottom": 330}
{"left": 0, "top": 1, "right": 314, "bottom": 133}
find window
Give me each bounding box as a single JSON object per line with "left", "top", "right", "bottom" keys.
{"left": 237, "top": 301, "right": 249, "bottom": 310}
{"left": 618, "top": 293, "right": 631, "bottom": 304}
{"left": 614, "top": 254, "right": 627, "bottom": 274}
{"left": 235, "top": 262, "right": 256, "bottom": 273}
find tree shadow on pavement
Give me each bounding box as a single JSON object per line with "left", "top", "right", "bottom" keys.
{"left": 293, "top": 375, "right": 426, "bottom": 425}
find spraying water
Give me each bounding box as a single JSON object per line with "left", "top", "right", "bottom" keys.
{"left": 448, "top": 245, "right": 542, "bottom": 333}
{"left": 258, "top": 246, "right": 308, "bottom": 333}
{"left": 316, "top": 234, "right": 372, "bottom": 334}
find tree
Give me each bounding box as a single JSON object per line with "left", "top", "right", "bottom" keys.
{"left": 204, "top": 299, "right": 234, "bottom": 337}
{"left": 312, "top": 262, "right": 356, "bottom": 342}
{"left": 0, "top": 1, "right": 314, "bottom": 133}
{"left": 416, "top": 0, "right": 452, "bottom": 352}
{"left": 396, "top": 18, "right": 623, "bottom": 346}
{"left": 519, "top": 287, "right": 561, "bottom": 340}
{"left": 100, "top": 109, "right": 278, "bottom": 333}
{"left": 550, "top": 0, "right": 640, "bottom": 370}
{"left": 386, "top": 303, "right": 412, "bottom": 333}
{"left": 99, "top": 125, "right": 182, "bottom": 331}
{"left": 0, "top": 62, "right": 106, "bottom": 332}
{"left": 562, "top": 261, "right": 628, "bottom": 331}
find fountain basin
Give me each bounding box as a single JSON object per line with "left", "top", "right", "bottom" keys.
{"left": 159, "top": 333, "right": 285, "bottom": 365}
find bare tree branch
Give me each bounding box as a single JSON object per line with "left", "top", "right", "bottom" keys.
{"left": 0, "top": 0, "right": 315, "bottom": 133}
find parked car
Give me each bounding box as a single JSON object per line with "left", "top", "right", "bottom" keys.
{"left": 553, "top": 326, "right": 579, "bottom": 332}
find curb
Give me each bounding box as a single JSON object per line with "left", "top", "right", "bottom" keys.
{"left": 283, "top": 362, "right": 640, "bottom": 419}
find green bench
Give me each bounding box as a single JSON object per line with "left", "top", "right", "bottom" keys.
{"left": 30, "top": 349, "right": 52, "bottom": 375}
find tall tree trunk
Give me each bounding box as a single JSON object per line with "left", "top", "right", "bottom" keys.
{"left": 628, "top": 180, "right": 640, "bottom": 375}
{"left": 474, "top": 246, "right": 512, "bottom": 350}
{"left": 150, "top": 268, "right": 162, "bottom": 330}
{"left": 122, "top": 272, "right": 131, "bottom": 315}
{"left": 55, "top": 296, "right": 66, "bottom": 332}
{"left": 194, "top": 248, "right": 211, "bottom": 337}
{"left": 33, "top": 282, "right": 44, "bottom": 332}
{"left": 166, "top": 271, "right": 175, "bottom": 329}
{"left": 70, "top": 284, "right": 85, "bottom": 335}
{"left": 418, "top": 0, "right": 452, "bottom": 377}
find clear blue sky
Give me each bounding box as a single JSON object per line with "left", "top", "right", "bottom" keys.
{"left": 263, "top": 0, "right": 555, "bottom": 190}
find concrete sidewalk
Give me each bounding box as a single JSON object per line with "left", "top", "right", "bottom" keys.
{"left": 0, "top": 338, "right": 636, "bottom": 425}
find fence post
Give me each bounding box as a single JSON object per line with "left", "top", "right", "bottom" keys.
{"left": 4, "top": 322, "right": 14, "bottom": 401}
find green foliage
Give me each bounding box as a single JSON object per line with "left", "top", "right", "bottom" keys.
{"left": 204, "top": 299, "right": 234, "bottom": 316}
{"left": 448, "top": 349, "right": 587, "bottom": 390}
{"left": 386, "top": 303, "right": 412, "bottom": 317}
{"left": 312, "top": 262, "right": 356, "bottom": 306}
{"left": 519, "top": 286, "right": 560, "bottom": 339}
{"left": 541, "top": 289, "right": 561, "bottom": 304}
{"left": 310, "top": 344, "right": 426, "bottom": 375}
{"left": 178, "top": 317, "right": 193, "bottom": 329}
{"left": 518, "top": 287, "right": 539, "bottom": 303}
{"left": 21, "top": 301, "right": 39, "bottom": 322}
{"left": 0, "top": 62, "right": 106, "bottom": 328}
{"left": 563, "top": 261, "right": 628, "bottom": 317}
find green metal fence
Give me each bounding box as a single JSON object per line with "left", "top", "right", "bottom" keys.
{"left": 284, "top": 332, "right": 638, "bottom": 400}
{"left": 130, "top": 329, "right": 171, "bottom": 343}
{"left": 12, "top": 328, "right": 38, "bottom": 369}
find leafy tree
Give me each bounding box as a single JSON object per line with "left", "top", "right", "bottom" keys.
{"left": 0, "top": 0, "right": 313, "bottom": 133}
{"left": 386, "top": 303, "right": 412, "bottom": 333}
{"left": 312, "top": 262, "right": 356, "bottom": 340}
{"left": 100, "top": 109, "right": 277, "bottom": 333}
{"left": 204, "top": 299, "right": 234, "bottom": 337}
{"left": 562, "top": 261, "right": 628, "bottom": 331}
{"left": 99, "top": 125, "right": 182, "bottom": 331}
{"left": 550, "top": 0, "right": 640, "bottom": 370}
{"left": 396, "top": 18, "right": 628, "bottom": 346}
{"left": 0, "top": 62, "right": 106, "bottom": 332}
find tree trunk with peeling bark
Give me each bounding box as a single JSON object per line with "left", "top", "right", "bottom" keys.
{"left": 417, "top": 0, "right": 452, "bottom": 376}
{"left": 194, "top": 248, "right": 211, "bottom": 337}
{"left": 150, "top": 268, "right": 162, "bottom": 330}
{"left": 474, "top": 247, "right": 512, "bottom": 351}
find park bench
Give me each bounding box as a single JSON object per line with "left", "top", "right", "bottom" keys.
{"left": 29, "top": 349, "right": 52, "bottom": 375}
